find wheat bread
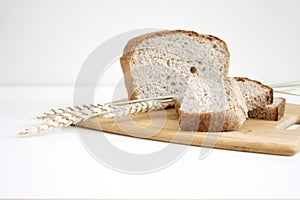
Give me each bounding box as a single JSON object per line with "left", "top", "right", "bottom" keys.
{"left": 176, "top": 77, "right": 248, "bottom": 132}
{"left": 120, "top": 30, "right": 282, "bottom": 131}
{"left": 248, "top": 97, "right": 286, "bottom": 121}
{"left": 120, "top": 30, "right": 230, "bottom": 100}
{"left": 234, "top": 77, "right": 273, "bottom": 111}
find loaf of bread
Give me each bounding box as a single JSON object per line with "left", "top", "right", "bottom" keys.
{"left": 120, "top": 30, "right": 285, "bottom": 132}
{"left": 176, "top": 77, "right": 248, "bottom": 131}
{"left": 248, "top": 97, "right": 286, "bottom": 121}
{"left": 120, "top": 30, "right": 230, "bottom": 100}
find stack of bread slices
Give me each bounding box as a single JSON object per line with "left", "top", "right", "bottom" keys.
{"left": 120, "top": 30, "right": 286, "bottom": 132}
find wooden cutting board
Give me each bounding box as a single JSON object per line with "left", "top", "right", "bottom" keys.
{"left": 77, "top": 103, "right": 300, "bottom": 156}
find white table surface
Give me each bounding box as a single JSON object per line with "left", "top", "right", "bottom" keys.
{"left": 1, "top": 86, "right": 300, "bottom": 199}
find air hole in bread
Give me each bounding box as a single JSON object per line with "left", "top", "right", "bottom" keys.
{"left": 213, "top": 44, "right": 217, "bottom": 49}
{"left": 167, "top": 60, "right": 171, "bottom": 66}
{"left": 167, "top": 76, "right": 171, "bottom": 80}
{"left": 190, "top": 67, "right": 197, "bottom": 74}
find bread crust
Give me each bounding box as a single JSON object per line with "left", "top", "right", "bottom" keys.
{"left": 120, "top": 30, "right": 231, "bottom": 100}
{"left": 277, "top": 98, "right": 286, "bottom": 120}
{"left": 173, "top": 97, "right": 181, "bottom": 115}
{"left": 248, "top": 97, "right": 286, "bottom": 121}
{"left": 234, "top": 77, "right": 274, "bottom": 105}
{"left": 120, "top": 55, "right": 139, "bottom": 100}
{"left": 178, "top": 106, "right": 246, "bottom": 132}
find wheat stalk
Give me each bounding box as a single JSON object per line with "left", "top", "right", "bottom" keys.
{"left": 270, "top": 81, "right": 300, "bottom": 96}
{"left": 18, "top": 96, "right": 175, "bottom": 135}
{"left": 270, "top": 81, "right": 300, "bottom": 88}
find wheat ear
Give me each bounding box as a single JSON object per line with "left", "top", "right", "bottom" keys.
{"left": 18, "top": 96, "right": 174, "bottom": 135}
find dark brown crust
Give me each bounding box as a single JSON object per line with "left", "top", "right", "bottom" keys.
{"left": 248, "top": 97, "right": 286, "bottom": 121}
{"left": 173, "top": 97, "right": 181, "bottom": 115}
{"left": 120, "top": 30, "right": 231, "bottom": 100}
{"left": 234, "top": 77, "right": 274, "bottom": 105}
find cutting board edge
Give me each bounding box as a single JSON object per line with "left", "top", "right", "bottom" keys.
{"left": 76, "top": 125, "right": 298, "bottom": 156}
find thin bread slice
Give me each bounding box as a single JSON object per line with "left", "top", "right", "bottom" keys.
{"left": 234, "top": 77, "right": 273, "bottom": 111}
{"left": 120, "top": 30, "right": 230, "bottom": 100}
{"left": 248, "top": 97, "right": 286, "bottom": 121}
{"left": 177, "top": 77, "right": 248, "bottom": 132}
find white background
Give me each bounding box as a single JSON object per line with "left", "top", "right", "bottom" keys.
{"left": 1, "top": 0, "right": 300, "bottom": 199}
{"left": 1, "top": 0, "right": 300, "bottom": 86}
{"left": 1, "top": 87, "right": 300, "bottom": 199}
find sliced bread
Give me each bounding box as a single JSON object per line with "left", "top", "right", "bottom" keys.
{"left": 176, "top": 77, "right": 248, "bottom": 132}
{"left": 120, "top": 30, "right": 230, "bottom": 100}
{"left": 120, "top": 30, "right": 282, "bottom": 131}
{"left": 234, "top": 77, "right": 273, "bottom": 111}
{"left": 248, "top": 97, "right": 286, "bottom": 121}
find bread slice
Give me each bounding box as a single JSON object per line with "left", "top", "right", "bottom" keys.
{"left": 120, "top": 30, "right": 230, "bottom": 100}
{"left": 234, "top": 77, "right": 273, "bottom": 111}
{"left": 176, "top": 77, "right": 248, "bottom": 132}
{"left": 248, "top": 97, "right": 286, "bottom": 121}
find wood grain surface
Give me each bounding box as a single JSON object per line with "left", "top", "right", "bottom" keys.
{"left": 77, "top": 103, "right": 300, "bottom": 156}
